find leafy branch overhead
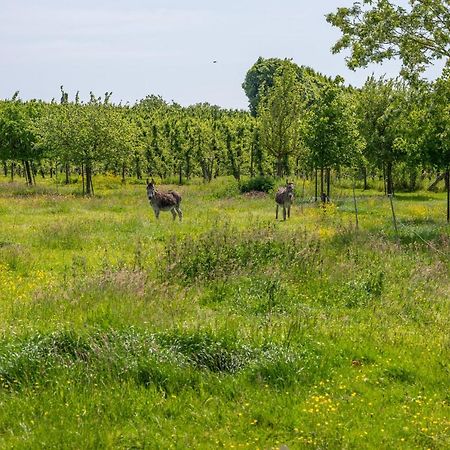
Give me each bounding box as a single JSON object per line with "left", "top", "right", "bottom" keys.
{"left": 326, "top": 0, "right": 450, "bottom": 78}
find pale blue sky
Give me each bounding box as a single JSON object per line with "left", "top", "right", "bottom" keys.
{"left": 0, "top": 0, "right": 441, "bottom": 109}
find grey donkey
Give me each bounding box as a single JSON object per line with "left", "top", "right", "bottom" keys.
{"left": 146, "top": 179, "right": 182, "bottom": 221}
{"left": 275, "top": 180, "right": 294, "bottom": 220}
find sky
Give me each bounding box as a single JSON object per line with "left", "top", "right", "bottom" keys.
{"left": 0, "top": 0, "right": 442, "bottom": 109}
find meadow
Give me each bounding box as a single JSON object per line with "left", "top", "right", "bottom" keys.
{"left": 0, "top": 175, "right": 449, "bottom": 449}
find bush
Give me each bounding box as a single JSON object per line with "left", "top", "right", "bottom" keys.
{"left": 240, "top": 176, "right": 275, "bottom": 193}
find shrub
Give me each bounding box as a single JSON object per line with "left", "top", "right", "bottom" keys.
{"left": 240, "top": 176, "right": 275, "bottom": 193}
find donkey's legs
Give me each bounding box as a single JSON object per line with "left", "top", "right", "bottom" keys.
{"left": 276, "top": 204, "right": 279, "bottom": 220}
{"left": 283, "top": 206, "right": 286, "bottom": 221}
{"left": 171, "top": 209, "right": 177, "bottom": 220}
{"left": 288, "top": 205, "right": 291, "bottom": 218}
{"left": 176, "top": 207, "right": 183, "bottom": 221}
{"left": 153, "top": 207, "right": 160, "bottom": 219}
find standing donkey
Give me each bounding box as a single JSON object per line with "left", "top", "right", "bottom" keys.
{"left": 146, "top": 179, "right": 183, "bottom": 221}
{"left": 275, "top": 180, "right": 294, "bottom": 220}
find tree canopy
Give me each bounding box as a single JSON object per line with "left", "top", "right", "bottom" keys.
{"left": 327, "top": 0, "right": 450, "bottom": 79}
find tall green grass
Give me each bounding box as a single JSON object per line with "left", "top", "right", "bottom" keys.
{"left": 0, "top": 175, "right": 449, "bottom": 449}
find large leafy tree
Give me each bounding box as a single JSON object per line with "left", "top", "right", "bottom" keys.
{"left": 306, "top": 81, "right": 364, "bottom": 199}
{"left": 0, "top": 97, "right": 46, "bottom": 184}
{"left": 242, "top": 57, "right": 296, "bottom": 116}
{"left": 242, "top": 57, "right": 332, "bottom": 117}
{"left": 356, "top": 76, "right": 408, "bottom": 194}
{"left": 327, "top": 0, "right": 450, "bottom": 79}
{"left": 36, "top": 95, "right": 139, "bottom": 195}
{"left": 425, "top": 71, "right": 450, "bottom": 220}
{"left": 257, "top": 63, "right": 306, "bottom": 178}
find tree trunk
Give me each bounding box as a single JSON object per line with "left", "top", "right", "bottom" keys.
{"left": 2, "top": 162, "right": 7, "bottom": 177}
{"left": 428, "top": 172, "right": 446, "bottom": 191}
{"left": 85, "top": 163, "right": 93, "bottom": 196}
{"left": 314, "top": 169, "right": 318, "bottom": 202}
{"left": 136, "top": 157, "right": 142, "bottom": 180}
{"left": 24, "top": 160, "right": 33, "bottom": 186}
{"left": 10, "top": 162, "right": 14, "bottom": 182}
{"left": 65, "top": 163, "right": 70, "bottom": 184}
{"left": 31, "top": 162, "right": 37, "bottom": 185}
{"left": 178, "top": 163, "right": 182, "bottom": 185}
{"left": 326, "top": 168, "right": 330, "bottom": 201}
{"left": 320, "top": 167, "right": 324, "bottom": 201}
{"left": 121, "top": 164, "right": 126, "bottom": 183}
{"left": 386, "top": 161, "right": 393, "bottom": 196}
{"left": 276, "top": 157, "right": 283, "bottom": 178}
{"left": 363, "top": 166, "right": 368, "bottom": 190}
{"left": 446, "top": 169, "right": 449, "bottom": 223}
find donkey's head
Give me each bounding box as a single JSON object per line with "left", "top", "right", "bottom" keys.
{"left": 285, "top": 180, "right": 294, "bottom": 193}
{"left": 146, "top": 179, "right": 156, "bottom": 199}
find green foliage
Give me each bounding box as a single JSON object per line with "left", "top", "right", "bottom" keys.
{"left": 258, "top": 63, "right": 306, "bottom": 177}
{"left": 239, "top": 175, "right": 275, "bottom": 193}
{"left": 327, "top": 0, "right": 450, "bottom": 79}
{"left": 242, "top": 57, "right": 299, "bottom": 116}
{"left": 306, "top": 81, "right": 364, "bottom": 170}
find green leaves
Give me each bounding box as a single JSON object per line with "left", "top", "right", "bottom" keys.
{"left": 327, "top": 0, "right": 450, "bottom": 79}
{"left": 257, "top": 63, "right": 307, "bottom": 177}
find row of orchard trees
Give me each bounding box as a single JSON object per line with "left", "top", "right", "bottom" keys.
{"left": 0, "top": 61, "right": 449, "bottom": 202}
{"left": 244, "top": 57, "right": 450, "bottom": 199}
{"left": 0, "top": 88, "right": 257, "bottom": 194}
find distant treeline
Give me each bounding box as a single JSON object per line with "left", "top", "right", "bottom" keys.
{"left": 0, "top": 58, "right": 449, "bottom": 197}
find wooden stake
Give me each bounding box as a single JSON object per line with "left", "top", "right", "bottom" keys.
{"left": 389, "top": 194, "right": 398, "bottom": 234}
{"left": 353, "top": 182, "right": 359, "bottom": 231}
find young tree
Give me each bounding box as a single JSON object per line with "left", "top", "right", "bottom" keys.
{"left": 425, "top": 72, "right": 450, "bottom": 221}
{"left": 0, "top": 97, "right": 45, "bottom": 185}
{"left": 306, "top": 81, "right": 364, "bottom": 200}
{"left": 36, "top": 95, "right": 139, "bottom": 195}
{"left": 258, "top": 63, "right": 306, "bottom": 178}
{"left": 356, "top": 77, "right": 408, "bottom": 195}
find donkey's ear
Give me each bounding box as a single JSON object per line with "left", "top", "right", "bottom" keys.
{"left": 151, "top": 178, "right": 155, "bottom": 184}
{"left": 286, "top": 179, "right": 289, "bottom": 185}
{"left": 146, "top": 178, "right": 149, "bottom": 185}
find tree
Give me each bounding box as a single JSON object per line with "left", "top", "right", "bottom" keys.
{"left": 356, "top": 77, "right": 408, "bottom": 194}
{"left": 258, "top": 63, "right": 306, "bottom": 178}
{"left": 327, "top": 0, "right": 450, "bottom": 79}
{"left": 424, "top": 71, "right": 450, "bottom": 220}
{"left": 222, "top": 114, "right": 252, "bottom": 182}
{"left": 0, "top": 97, "right": 45, "bottom": 185}
{"left": 242, "top": 58, "right": 297, "bottom": 116}
{"left": 306, "top": 81, "right": 364, "bottom": 200}
{"left": 36, "top": 95, "right": 139, "bottom": 195}
{"left": 242, "top": 57, "right": 334, "bottom": 117}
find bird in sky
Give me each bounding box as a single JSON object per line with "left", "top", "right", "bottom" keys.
{"left": 212, "top": 60, "right": 217, "bottom": 63}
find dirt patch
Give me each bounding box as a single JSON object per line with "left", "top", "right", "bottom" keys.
{"left": 242, "top": 191, "right": 268, "bottom": 199}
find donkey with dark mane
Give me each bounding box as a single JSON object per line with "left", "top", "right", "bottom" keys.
{"left": 275, "top": 180, "right": 294, "bottom": 220}
{"left": 146, "top": 179, "right": 182, "bottom": 221}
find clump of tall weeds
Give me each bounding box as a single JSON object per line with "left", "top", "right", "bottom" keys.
{"left": 162, "top": 223, "right": 321, "bottom": 283}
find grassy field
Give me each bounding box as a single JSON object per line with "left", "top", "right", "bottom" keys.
{"left": 0, "top": 175, "right": 449, "bottom": 449}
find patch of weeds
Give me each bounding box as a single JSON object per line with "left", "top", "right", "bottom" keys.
{"left": 0, "top": 329, "right": 324, "bottom": 391}
{"left": 342, "top": 271, "right": 384, "bottom": 308}
{"left": 383, "top": 366, "right": 416, "bottom": 384}
{"left": 163, "top": 224, "right": 320, "bottom": 282}
{"left": 202, "top": 276, "right": 290, "bottom": 315}
{"left": 38, "top": 221, "right": 85, "bottom": 250}
{"left": 0, "top": 244, "right": 33, "bottom": 273}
